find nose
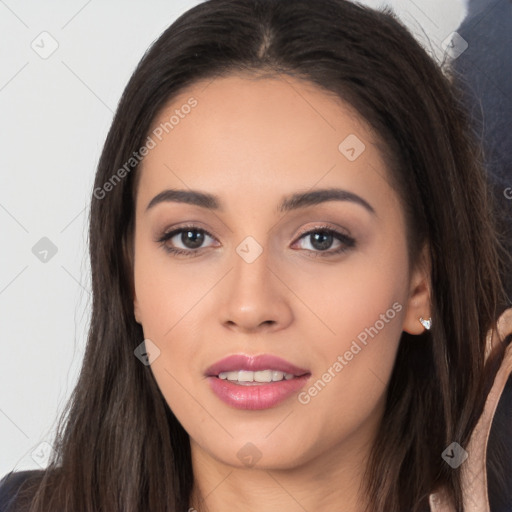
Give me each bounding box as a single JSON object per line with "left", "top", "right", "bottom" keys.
{"left": 218, "top": 241, "right": 294, "bottom": 334}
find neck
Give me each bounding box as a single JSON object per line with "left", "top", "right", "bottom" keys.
{"left": 189, "top": 431, "right": 373, "bottom": 512}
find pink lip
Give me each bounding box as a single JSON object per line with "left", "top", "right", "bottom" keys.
{"left": 205, "top": 354, "right": 311, "bottom": 410}
{"left": 204, "top": 354, "right": 310, "bottom": 377}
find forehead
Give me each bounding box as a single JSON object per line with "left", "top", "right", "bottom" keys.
{"left": 137, "top": 73, "right": 393, "bottom": 213}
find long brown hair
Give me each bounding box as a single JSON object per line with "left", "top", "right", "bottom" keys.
{"left": 11, "top": 0, "right": 511, "bottom": 511}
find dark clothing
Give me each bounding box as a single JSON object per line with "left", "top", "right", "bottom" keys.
{"left": 452, "top": 0, "right": 512, "bottom": 301}
{"left": 0, "top": 470, "right": 43, "bottom": 511}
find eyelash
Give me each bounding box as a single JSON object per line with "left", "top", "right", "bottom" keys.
{"left": 156, "top": 223, "right": 356, "bottom": 258}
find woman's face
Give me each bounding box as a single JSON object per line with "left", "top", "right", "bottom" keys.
{"left": 133, "top": 74, "right": 430, "bottom": 472}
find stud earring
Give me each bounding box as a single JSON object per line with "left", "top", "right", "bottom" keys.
{"left": 419, "top": 317, "right": 432, "bottom": 330}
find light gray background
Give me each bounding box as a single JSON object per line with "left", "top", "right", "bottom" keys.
{"left": 0, "top": 0, "right": 466, "bottom": 476}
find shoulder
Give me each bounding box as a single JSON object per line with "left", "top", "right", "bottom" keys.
{"left": 0, "top": 469, "right": 45, "bottom": 512}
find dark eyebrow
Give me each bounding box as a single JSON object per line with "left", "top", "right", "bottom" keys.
{"left": 146, "top": 187, "right": 375, "bottom": 215}
{"left": 278, "top": 188, "right": 375, "bottom": 215}
{"left": 146, "top": 189, "right": 220, "bottom": 212}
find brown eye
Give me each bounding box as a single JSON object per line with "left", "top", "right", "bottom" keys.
{"left": 157, "top": 226, "right": 217, "bottom": 257}
{"left": 177, "top": 229, "right": 206, "bottom": 249}
{"left": 294, "top": 226, "right": 355, "bottom": 256}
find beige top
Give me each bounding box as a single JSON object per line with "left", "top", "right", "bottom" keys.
{"left": 429, "top": 307, "right": 512, "bottom": 511}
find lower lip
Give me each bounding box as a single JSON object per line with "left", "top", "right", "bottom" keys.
{"left": 206, "top": 375, "right": 310, "bottom": 410}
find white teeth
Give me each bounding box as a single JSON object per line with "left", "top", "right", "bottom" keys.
{"left": 238, "top": 370, "right": 253, "bottom": 382}
{"left": 272, "top": 370, "right": 284, "bottom": 381}
{"left": 218, "top": 370, "right": 296, "bottom": 382}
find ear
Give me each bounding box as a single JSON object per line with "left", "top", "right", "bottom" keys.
{"left": 402, "top": 244, "right": 432, "bottom": 335}
{"left": 134, "top": 296, "right": 142, "bottom": 324}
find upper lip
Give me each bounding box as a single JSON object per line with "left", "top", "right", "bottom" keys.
{"left": 205, "top": 354, "right": 310, "bottom": 377}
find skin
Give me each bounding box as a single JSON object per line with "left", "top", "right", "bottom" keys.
{"left": 132, "top": 73, "right": 431, "bottom": 512}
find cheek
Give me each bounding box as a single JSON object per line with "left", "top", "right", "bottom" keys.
{"left": 133, "top": 236, "right": 211, "bottom": 397}
{"left": 291, "top": 236, "right": 409, "bottom": 426}
{"left": 133, "top": 235, "right": 205, "bottom": 339}
{"left": 293, "top": 235, "right": 409, "bottom": 357}
{"left": 290, "top": 290, "right": 405, "bottom": 461}
{"left": 133, "top": 244, "right": 207, "bottom": 434}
